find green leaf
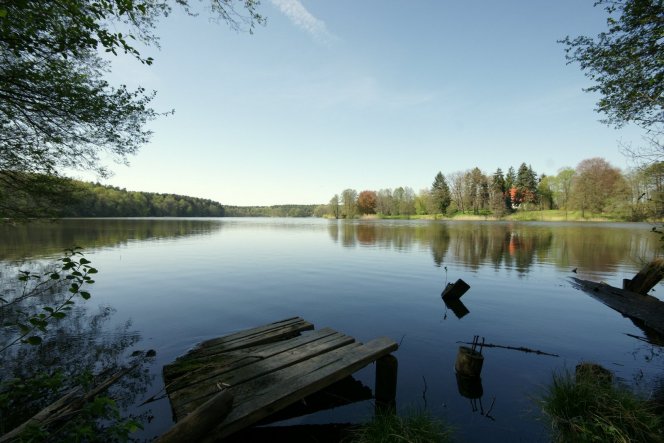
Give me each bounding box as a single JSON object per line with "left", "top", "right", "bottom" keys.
{"left": 80, "top": 291, "right": 91, "bottom": 300}
{"left": 43, "top": 306, "right": 54, "bottom": 313}
{"left": 88, "top": 268, "right": 98, "bottom": 274}
{"left": 0, "top": 9, "right": 7, "bottom": 18}
{"left": 79, "top": 258, "right": 91, "bottom": 264}
{"left": 52, "top": 312, "right": 66, "bottom": 319}
{"left": 50, "top": 273, "right": 60, "bottom": 280}
{"left": 26, "top": 336, "right": 42, "bottom": 346}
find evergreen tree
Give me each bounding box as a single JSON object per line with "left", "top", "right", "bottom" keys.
{"left": 431, "top": 172, "right": 451, "bottom": 214}
{"left": 516, "top": 163, "right": 539, "bottom": 206}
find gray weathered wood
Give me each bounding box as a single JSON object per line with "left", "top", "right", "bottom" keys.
{"left": 170, "top": 332, "right": 356, "bottom": 418}
{"left": 161, "top": 318, "right": 399, "bottom": 441}
{"left": 164, "top": 327, "right": 343, "bottom": 390}
{"left": 155, "top": 390, "right": 233, "bottom": 443}
{"left": 203, "top": 337, "right": 398, "bottom": 441}
{"left": 185, "top": 317, "right": 314, "bottom": 358}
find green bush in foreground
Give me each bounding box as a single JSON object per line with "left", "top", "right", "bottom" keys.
{"left": 541, "top": 369, "right": 663, "bottom": 443}
{"left": 350, "top": 410, "right": 452, "bottom": 443}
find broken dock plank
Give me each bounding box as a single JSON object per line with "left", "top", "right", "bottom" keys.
{"left": 162, "top": 318, "right": 398, "bottom": 441}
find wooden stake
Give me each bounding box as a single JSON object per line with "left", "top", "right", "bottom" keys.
{"left": 375, "top": 354, "right": 398, "bottom": 412}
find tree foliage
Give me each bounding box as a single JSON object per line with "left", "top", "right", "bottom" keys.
{"left": 224, "top": 204, "right": 315, "bottom": 217}
{"left": 341, "top": 189, "right": 358, "bottom": 218}
{"left": 0, "top": 177, "right": 226, "bottom": 217}
{"left": 561, "top": 0, "right": 663, "bottom": 131}
{"left": 0, "top": 0, "right": 264, "bottom": 217}
{"left": 572, "top": 157, "right": 627, "bottom": 215}
{"left": 431, "top": 172, "right": 451, "bottom": 214}
{"left": 357, "top": 190, "right": 377, "bottom": 215}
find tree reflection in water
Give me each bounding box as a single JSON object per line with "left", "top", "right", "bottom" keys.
{"left": 329, "top": 221, "right": 658, "bottom": 275}
{"left": 0, "top": 260, "right": 154, "bottom": 440}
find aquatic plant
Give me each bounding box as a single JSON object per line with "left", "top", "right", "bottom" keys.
{"left": 541, "top": 367, "right": 663, "bottom": 443}
{"left": 349, "top": 410, "right": 452, "bottom": 443}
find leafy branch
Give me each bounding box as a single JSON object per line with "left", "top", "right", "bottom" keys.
{"left": 0, "top": 247, "right": 98, "bottom": 353}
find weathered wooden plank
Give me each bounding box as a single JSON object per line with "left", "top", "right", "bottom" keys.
{"left": 199, "top": 317, "right": 305, "bottom": 348}
{"left": 171, "top": 332, "right": 357, "bottom": 418}
{"left": 253, "top": 376, "right": 372, "bottom": 425}
{"left": 189, "top": 318, "right": 314, "bottom": 357}
{"left": 155, "top": 390, "right": 233, "bottom": 443}
{"left": 165, "top": 328, "right": 346, "bottom": 393}
{"left": 203, "top": 337, "right": 398, "bottom": 441}
{"left": 571, "top": 277, "right": 664, "bottom": 336}
{"left": 163, "top": 318, "right": 315, "bottom": 382}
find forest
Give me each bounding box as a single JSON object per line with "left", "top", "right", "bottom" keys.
{"left": 62, "top": 181, "right": 226, "bottom": 217}
{"left": 322, "top": 158, "right": 664, "bottom": 221}
{"left": 224, "top": 204, "right": 317, "bottom": 217}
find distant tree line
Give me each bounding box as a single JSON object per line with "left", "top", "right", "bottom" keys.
{"left": 0, "top": 175, "right": 226, "bottom": 218}
{"left": 322, "top": 158, "right": 664, "bottom": 221}
{"left": 225, "top": 205, "right": 317, "bottom": 217}
{"left": 63, "top": 181, "right": 226, "bottom": 217}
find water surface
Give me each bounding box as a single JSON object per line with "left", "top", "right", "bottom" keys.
{"left": 2, "top": 218, "right": 663, "bottom": 442}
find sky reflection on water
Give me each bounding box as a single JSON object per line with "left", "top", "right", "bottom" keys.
{"left": 2, "top": 218, "right": 663, "bottom": 442}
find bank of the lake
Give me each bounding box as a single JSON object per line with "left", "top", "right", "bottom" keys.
{"left": 362, "top": 209, "right": 664, "bottom": 223}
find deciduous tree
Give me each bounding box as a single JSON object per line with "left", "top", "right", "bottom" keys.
{"left": 329, "top": 194, "right": 340, "bottom": 219}
{"left": 357, "top": 190, "right": 377, "bottom": 215}
{"left": 572, "top": 157, "right": 626, "bottom": 216}
{"left": 0, "top": 0, "right": 264, "bottom": 217}
{"left": 562, "top": 0, "right": 663, "bottom": 163}
{"left": 341, "top": 189, "right": 358, "bottom": 219}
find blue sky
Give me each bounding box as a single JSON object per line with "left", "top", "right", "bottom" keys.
{"left": 86, "top": 0, "right": 646, "bottom": 206}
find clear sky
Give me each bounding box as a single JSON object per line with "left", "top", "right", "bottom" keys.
{"left": 82, "top": 0, "right": 646, "bottom": 206}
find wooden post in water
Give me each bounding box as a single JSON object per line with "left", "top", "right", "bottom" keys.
{"left": 441, "top": 279, "right": 470, "bottom": 301}
{"left": 375, "top": 354, "right": 398, "bottom": 413}
{"left": 623, "top": 258, "right": 664, "bottom": 295}
{"left": 455, "top": 346, "right": 484, "bottom": 378}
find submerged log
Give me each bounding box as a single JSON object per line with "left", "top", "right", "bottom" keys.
{"left": 623, "top": 258, "right": 664, "bottom": 295}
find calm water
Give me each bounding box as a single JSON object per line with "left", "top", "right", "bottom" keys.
{"left": 2, "top": 218, "right": 664, "bottom": 442}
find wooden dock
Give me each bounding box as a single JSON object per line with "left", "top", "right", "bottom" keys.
{"left": 161, "top": 317, "right": 398, "bottom": 441}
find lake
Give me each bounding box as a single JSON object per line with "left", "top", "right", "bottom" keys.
{"left": 2, "top": 218, "right": 663, "bottom": 442}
